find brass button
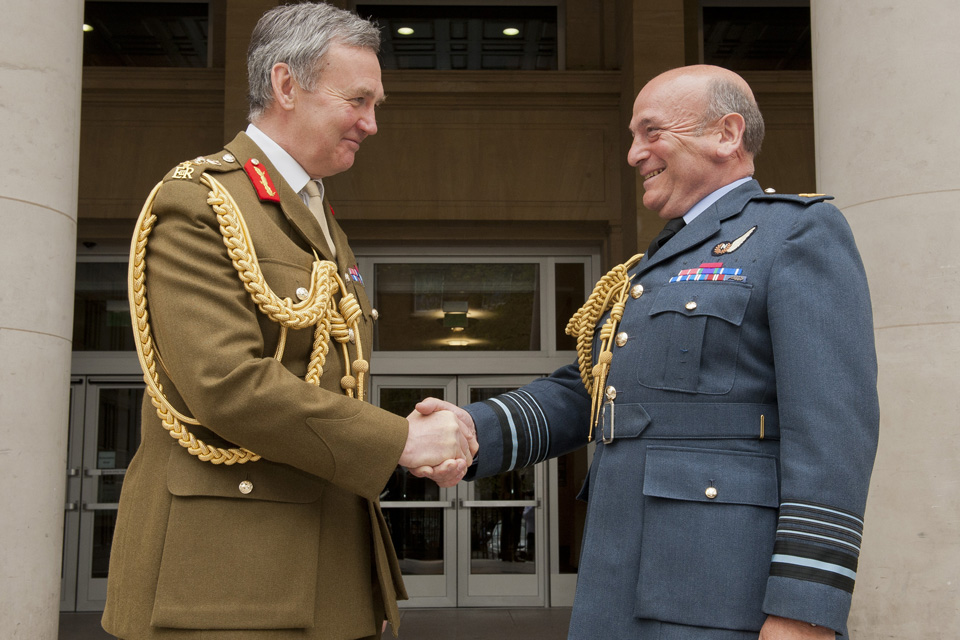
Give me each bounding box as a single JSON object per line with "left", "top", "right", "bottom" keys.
{"left": 250, "top": 158, "right": 260, "bottom": 166}
{"left": 371, "top": 308, "right": 379, "bottom": 321}
{"left": 630, "top": 284, "right": 644, "bottom": 299}
{"left": 685, "top": 301, "right": 698, "bottom": 311}
{"left": 705, "top": 486, "right": 718, "bottom": 499}
{"left": 605, "top": 386, "right": 617, "bottom": 401}
{"left": 615, "top": 332, "right": 628, "bottom": 347}
{"left": 348, "top": 328, "right": 356, "bottom": 343}
{"left": 764, "top": 187, "right": 776, "bottom": 194}
{"left": 239, "top": 480, "right": 254, "bottom": 495}
{"left": 296, "top": 287, "right": 309, "bottom": 301}
{"left": 222, "top": 153, "right": 236, "bottom": 163}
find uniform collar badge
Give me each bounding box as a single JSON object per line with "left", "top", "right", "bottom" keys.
{"left": 244, "top": 158, "right": 281, "bottom": 203}
{"left": 713, "top": 225, "right": 757, "bottom": 256}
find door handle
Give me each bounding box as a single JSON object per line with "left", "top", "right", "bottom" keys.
{"left": 82, "top": 502, "right": 120, "bottom": 511}
{"left": 84, "top": 468, "right": 126, "bottom": 477}
{"left": 379, "top": 500, "right": 455, "bottom": 509}
{"left": 459, "top": 499, "right": 540, "bottom": 508}
{"left": 65, "top": 502, "right": 78, "bottom": 512}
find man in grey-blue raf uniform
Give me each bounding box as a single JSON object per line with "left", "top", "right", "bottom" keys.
{"left": 418, "top": 65, "right": 879, "bottom": 639}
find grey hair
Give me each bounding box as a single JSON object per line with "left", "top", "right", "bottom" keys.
{"left": 247, "top": 2, "right": 381, "bottom": 122}
{"left": 699, "top": 77, "right": 765, "bottom": 156}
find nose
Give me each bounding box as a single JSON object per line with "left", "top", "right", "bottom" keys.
{"left": 358, "top": 106, "right": 378, "bottom": 137}
{"left": 627, "top": 136, "right": 648, "bottom": 167}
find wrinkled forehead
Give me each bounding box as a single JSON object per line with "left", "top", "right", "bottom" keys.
{"left": 630, "top": 76, "right": 707, "bottom": 127}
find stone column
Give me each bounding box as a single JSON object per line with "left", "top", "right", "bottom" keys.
{"left": 0, "top": 1, "right": 83, "bottom": 637}
{"left": 811, "top": 1, "right": 960, "bottom": 637}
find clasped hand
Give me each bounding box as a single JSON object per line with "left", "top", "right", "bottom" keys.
{"left": 399, "top": 398, "right": 477, "bottom": 488}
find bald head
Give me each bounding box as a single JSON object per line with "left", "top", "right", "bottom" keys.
{"left": 648, "top": 65, "right": 764, "bottom": 156}
{"left": 627, "top": 65, "right": 764, "bottom": 219}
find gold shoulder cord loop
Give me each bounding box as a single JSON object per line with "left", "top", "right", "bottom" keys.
{"left": 129, "top": 172, "right": 368, "bottom": 465}
{"left": 564, "top": 253, "right": 645, "bottom": 441}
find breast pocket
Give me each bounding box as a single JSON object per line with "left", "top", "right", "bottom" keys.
{"left": 152, "top": 448, "right": 324, "bottom": 630}
{"left": 636, "top": 282, "right": 752, "bottom": 394}
{"left": 636, "top": 445, "right": 778, "bottom": 632}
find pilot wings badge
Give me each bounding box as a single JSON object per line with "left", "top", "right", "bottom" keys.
{"left": 713, "top": 225, "right": 757, "bottom": 256}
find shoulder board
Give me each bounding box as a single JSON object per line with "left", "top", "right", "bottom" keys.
{"left": 162, "top": 151, "right": 242, "bottom": 184}
{"left": 754, "top": 191, "right": 834, "bottom": 205}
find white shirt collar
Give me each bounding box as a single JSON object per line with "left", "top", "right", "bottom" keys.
{"left": 245, "top": 123, "right": 323, "bottom": 202}
{"left": 682, "top": 176, "right": 753, "bottom": 225}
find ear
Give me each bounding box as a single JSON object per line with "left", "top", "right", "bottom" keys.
{"left": 715, "top": 112, "right": 746, "bottom": 160}
{"left": 270, "top": 62, "right": 298, "bottom": 112}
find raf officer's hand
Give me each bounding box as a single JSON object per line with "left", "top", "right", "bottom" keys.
{"left": 759, "top": 616, "right": 835, "bottom": 640}
{"left": 408, "top": 397, "right": 478, "bottom": 488}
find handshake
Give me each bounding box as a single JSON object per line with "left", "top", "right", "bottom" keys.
{"left": 399, "top": 398, "right": 478, "bottom": 488}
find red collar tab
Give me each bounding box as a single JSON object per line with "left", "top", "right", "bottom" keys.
{"left": 244, "top": 158, "right": 281, "bottom": 203}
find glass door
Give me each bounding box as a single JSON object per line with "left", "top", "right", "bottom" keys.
{"left": 378, "top": 377, "right": 459, "bottom": 607}
{"left": 373, "top": 374, "right": 545, "bottom": 608}
{"left": 456, "top": 376, "right": 545, "bottom": 607}
{"left": 61, "top": 376, "right": 143, "bottom": 611}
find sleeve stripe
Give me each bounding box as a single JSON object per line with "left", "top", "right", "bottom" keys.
{"left": 778, "top": 516, "right": 863, "bottom": 541}
{"left": 482, "top": 398, "right": 517, "bottom": 471}
{"left": 774, "top": 539, "right": 859, "bottom": 570}
{"left": 780, "top": 501, "right": 864, "bottom": 527}
{"left": 771, "top": 554, "right": 857, "bottom": 581}
{"left": 776, "top": 529, "right": 861, "bottom": 553}
{"left": 482, "top": 391, "right": 553, "bottom": 472}
{"left": 489, "top": 397, "right": 520, "bottom": 471}
{"left": 513, "top": 389, "right": 550, "bottom": 464}
{"left": 770, "top": 563, "right": 856, "bottom": 593}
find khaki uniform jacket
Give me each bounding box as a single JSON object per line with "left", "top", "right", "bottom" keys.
{"left": 102, "top": 133, "right": 409, "bottom": 639}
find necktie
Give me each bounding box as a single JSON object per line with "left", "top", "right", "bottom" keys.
{"left": 303, "top": 180, "right": 337, "bottom": 259}
{"left": 646, "top": 217, "right": 686, "bottom": 258}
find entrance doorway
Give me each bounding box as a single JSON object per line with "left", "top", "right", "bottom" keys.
{"left": 375, "top": 375, "right": 546, "bottom": 607}
{"left": 61, "top": 376, "right": 142, "bottom": 612}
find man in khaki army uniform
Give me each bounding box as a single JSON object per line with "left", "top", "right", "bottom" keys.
{"left": 102, "top": 4, "right": 472, "bottom": 639}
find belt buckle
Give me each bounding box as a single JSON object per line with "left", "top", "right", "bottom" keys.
{"left": 601, "top": 400, "right": 615, "bottom": 444}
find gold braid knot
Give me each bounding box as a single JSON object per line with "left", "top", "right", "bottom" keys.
{"left": 564, "top": 253, "right": 644, "bottom": 440}
{"left": 128, "top": 172, "right": 367, "bottom": 465}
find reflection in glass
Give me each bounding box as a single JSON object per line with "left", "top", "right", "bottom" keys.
{"left": 383, "top": 508, "right": 444, "bottom": 575}
{"left": 378, "top": 386, "right": 447, "bottom": 575}
{"left": 555, "top": 262, "right": 585, "bottom": 351}
{"left": 74, "top": 262, "right": 134, "bottom": 351}
{"left": 374, "top": 263, "right": 540, "bottom": 351}
{"left": 470, "top": 507, "right": 535, "bottom": 574}
{"left": 91, "top": 512, "right": 116, "bottom": 579}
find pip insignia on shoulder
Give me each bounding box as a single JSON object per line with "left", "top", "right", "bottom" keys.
{"left": 757, "top": 190, "right": 834, "bottom": 205}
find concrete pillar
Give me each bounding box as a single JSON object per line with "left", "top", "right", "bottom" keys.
{"left": 811, "top": 1, "right": 960, "bottom": 637}
{"left": 0, "top": 1, "right": 83, "bottom": 637}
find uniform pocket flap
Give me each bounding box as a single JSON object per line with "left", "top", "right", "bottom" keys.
{"left": 642, "top": 446, "right": 778, "bottom": 508}
{"left": 649, "top": 282, "right": 752, "bottom": 325}
{"left": 166, "top": 447, "right": 323, "bottom": 503}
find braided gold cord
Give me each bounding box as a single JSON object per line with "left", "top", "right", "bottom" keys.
{"left": 129, "top": 172, "right": 366, "bottom": 464}
{"left": 564, "top": 253, "right": 645, "bottom": 440}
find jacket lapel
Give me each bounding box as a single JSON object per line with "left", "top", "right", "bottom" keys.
{"left": 224, "top": 132, "right": 337, "bottom": 262}
{"left": 638, "top": 180, "right": 764, "bottom": 274}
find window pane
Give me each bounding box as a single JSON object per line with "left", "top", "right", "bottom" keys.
{"left": 356, "top": 4, "right": 558, "bottom": 71}
{"left": 83, "top": 2, "right": 209, "bottom": 68}
{"left": 73, "top": 262, "right": 134, "bottom": 351}
{"left": 471, "top": 506, "right": 536, "bottom": 573}
{"left": 555, "top": 262, "right": 585, "bottom": 351}
{"left": 374, "top": 263, "right": 540, "bottom": 351}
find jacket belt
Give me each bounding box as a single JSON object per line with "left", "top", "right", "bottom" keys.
{"left": 600, "top": 402, "right": 779, "bottom": 443}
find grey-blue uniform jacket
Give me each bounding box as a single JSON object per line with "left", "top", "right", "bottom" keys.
{"left": 464, "top": 180, "right": 879, "bottom": 638}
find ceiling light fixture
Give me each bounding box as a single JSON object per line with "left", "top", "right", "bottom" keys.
{"left": 397, "top": 27, "right": 414, "bottom": 35}
{"left": 83, "top": 23, "right": 94, "bottom": 32}
{"left": 503, "top": 27, "right": 520, "bottom": 36}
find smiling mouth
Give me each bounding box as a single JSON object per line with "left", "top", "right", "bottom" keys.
{"left": 643, "top": 168, "right": 664, "bottom": 180}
